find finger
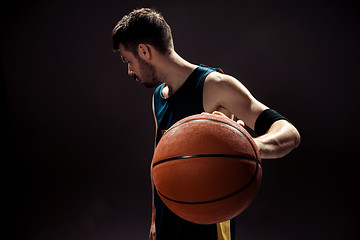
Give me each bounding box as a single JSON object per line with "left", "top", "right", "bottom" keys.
{"left": 212, "top": 111, "right": 227, "bottom": 117}
{"left": 237, "top": 119, "right": 245, "bottom": 127}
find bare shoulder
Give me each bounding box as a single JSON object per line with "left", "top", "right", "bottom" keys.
{"left": 203, "top": 71, "right": 247, "bottom": 113}
{"left": 204, "top": 71, "right": 253, "bottom": 102}
{"left": 204, "top": 71, "right": 251, "bottom": 96}
{"left": 201, "top": 71, "right": 227, "bottom": 115}
{"left": 204, "top": 71, "right": 236, "bottom": 86}
{"left": 203, "top": 70, "right": 267, "bottom": 127}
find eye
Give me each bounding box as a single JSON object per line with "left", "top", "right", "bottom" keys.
{"left": 121, "top": 56, "right": 129, "bottom": 64}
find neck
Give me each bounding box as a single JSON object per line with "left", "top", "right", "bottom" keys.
{"left": 155, "top": 50, "right": 198, "bottom": 97}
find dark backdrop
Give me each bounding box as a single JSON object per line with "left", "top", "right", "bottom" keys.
{"left": 2, "top": 0, "right": 359, "bottom": 239}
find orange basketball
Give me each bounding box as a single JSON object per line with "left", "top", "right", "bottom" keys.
{"left": 151, "top": 113, "right": 262, "bottom": 224}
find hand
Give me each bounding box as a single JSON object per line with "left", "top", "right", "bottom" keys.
{"left": 149, "top": 221, "right": 156, "bottom": 240}
{"left": 236, "top": 119, "right": 245, "bottom": 127}
{"left": 211, "top": 111, "right": 245, "bottom": 127}
{"left": 252, "top": 137, "right": 263, "bottom": 156}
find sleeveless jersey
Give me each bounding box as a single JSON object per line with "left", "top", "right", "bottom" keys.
{"left": 153, "top": 65, "right": 236, "bottom": 240}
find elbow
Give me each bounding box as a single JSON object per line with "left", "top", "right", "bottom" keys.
{"left": 291, "top": 126, "right": 301, "bottom": 149}
{"left": 275, "top": 128, "right": 300, "bottom": 159}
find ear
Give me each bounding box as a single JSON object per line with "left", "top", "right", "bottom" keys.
{"left": 137, "top": 43, "right": 152, "bottom": 61}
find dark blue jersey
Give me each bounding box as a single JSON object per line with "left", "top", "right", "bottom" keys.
{"left": 153, "top": 65, "right": 235, "bottom": 240}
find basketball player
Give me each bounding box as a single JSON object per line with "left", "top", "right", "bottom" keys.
{"left": 112, "top": 8, "right": 300, "bottom": 240}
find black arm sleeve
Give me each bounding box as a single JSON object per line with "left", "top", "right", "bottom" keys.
{"left": 254, "top": 109, "right": 289, "bottom": 136}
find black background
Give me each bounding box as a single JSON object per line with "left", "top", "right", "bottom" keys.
{"left": 2, "top": 0, "right": 359, "bottom": 239}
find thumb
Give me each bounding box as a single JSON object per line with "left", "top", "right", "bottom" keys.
{"left": 237, "top": 119, "right": 245, "bottom": 127}
{"left": 211, "top": 111, "right": 228, "bottom": 118}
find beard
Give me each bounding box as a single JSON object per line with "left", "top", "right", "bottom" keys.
{"left": 137, "top": 58, "right": 160, "bottom": 88}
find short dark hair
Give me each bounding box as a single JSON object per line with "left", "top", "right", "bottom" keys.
{"left": 112, "top": 8, "right": 173, "bottom": 55}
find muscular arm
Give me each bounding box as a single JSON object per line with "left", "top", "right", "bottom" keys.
{"left": 149, "top": 95, "right": 157, "bottom": 240}
{"left": 203, "top": 72, "right": 300, "bottom": 159}
{"left": 254, "top": 119, "right": 300, "bottom": 158}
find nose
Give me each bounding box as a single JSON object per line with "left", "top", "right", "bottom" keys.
{"left": 127, "top": 63, "right": 134, "bottom": 76}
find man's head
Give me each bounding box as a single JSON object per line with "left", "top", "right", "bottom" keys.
{"left": 112, "top": 8, "right": 174, "bottom": 56}
{"left": 119, "top": 42, "right": 159, "bottom": 88}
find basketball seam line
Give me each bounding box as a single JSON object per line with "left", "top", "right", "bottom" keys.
{"left": 152, "top": 154, "right": 260, "bottom": 168}
{"left": 164, "top": 118, "right": 260, "bottom": 159}
{"left": 155, "top": 162, "right": 260, "bottom": 205}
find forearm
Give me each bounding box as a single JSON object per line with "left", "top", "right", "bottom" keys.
{"left": 150, "top": 159, "right": 156, "bottom": 223}
{"left": 254, "top": 120, "right": 300, "bottom": 159}
{"left": 149, "top": 184, "right": 156, "bottom": 239}
{"left": 149, "top": 168, "right": 156, "bottom": 239}
{"left": 151, "top": 183, "right": 156, "bottom": 222}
